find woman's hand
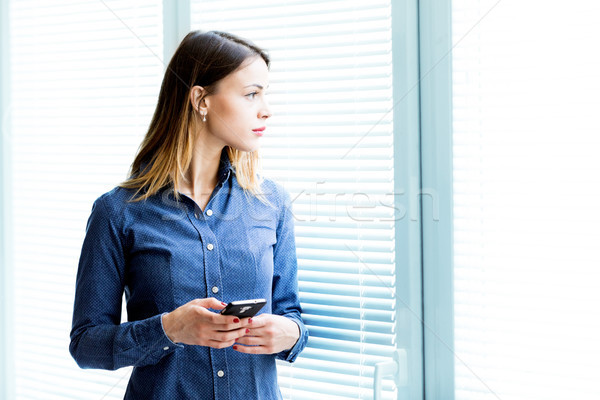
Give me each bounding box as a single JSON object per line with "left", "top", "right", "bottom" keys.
{"left": 161, "top": 298, "right": 251, "bottom": 348}
{"left": 233, "top": 314, "right": 300, "bottom": 354}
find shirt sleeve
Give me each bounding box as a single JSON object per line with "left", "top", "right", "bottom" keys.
{"left": 69, "top": 195, "right": 182, "bottom": 371}
{"left": 270, "top": 186, "right": 309, "bottom": 362}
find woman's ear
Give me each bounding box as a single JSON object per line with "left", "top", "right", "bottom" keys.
{"left": 190, "top": 86, "right": 207, "bottom": 113}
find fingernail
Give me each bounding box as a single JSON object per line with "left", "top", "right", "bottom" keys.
{"left": 233, "top": 345, "right": 238, "bottom": 350}
{"left": 248, "top": 318, "right": 253, "bottom": 323}
{"left": 233, "top": 318, "right": 240, "bottom": 323}
{"left": 221, "top": 302, "right": 226, "bottom": 306}
{"left": 245, "top": 328, "right": 250, "bottom": 334}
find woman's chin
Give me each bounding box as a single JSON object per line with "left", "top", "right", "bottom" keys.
{"left": 230, "top": 143, "right": 260, "bottom": 153}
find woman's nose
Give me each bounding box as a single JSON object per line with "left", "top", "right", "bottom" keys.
{"left": 260, "top": 99, "right": 272, "bottom": 119}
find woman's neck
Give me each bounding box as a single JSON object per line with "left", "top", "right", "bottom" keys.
{"left": 179, "top": 144, "right": 222, "bottom": 206}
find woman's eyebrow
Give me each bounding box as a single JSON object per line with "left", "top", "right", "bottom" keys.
{"left": 244, "top": 84, "right": 269, "bottom": 89}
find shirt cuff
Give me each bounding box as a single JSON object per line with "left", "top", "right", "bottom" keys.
{"left": 276, "top": 315, "right": 308, "bottom": 363}
{"left": 112, "top": 313, "right": 184, "bottom": 367}
{"left": 160, "top": 312, "right": 185, "bottom": 349}
{"left": 139, "top": 313, "right": 184, "bottom": 363}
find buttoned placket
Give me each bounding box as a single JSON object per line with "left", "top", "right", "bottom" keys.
{"left": 185, "top": 184, "right": 231, "bottom": 400}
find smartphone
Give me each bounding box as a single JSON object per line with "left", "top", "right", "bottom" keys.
{"left": 220, "top": 298, "right": 267, "bottom": 318}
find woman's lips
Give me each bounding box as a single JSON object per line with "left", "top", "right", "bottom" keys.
{"left": 252, "top": 127, "right": 266, "bottom": 136}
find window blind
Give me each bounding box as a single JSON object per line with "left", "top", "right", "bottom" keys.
{"left": 452, "top": 1, "right": 600, "bottom": 399}
{"left": 8, "top": 1, "right": 163, "bottom": 398}
{"left": 191, "top": 1, "right": 398, "bottom": 399}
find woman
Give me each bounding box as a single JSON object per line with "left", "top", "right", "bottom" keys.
{"left": 69, "top": 30, "right": 308, "bottom": 399}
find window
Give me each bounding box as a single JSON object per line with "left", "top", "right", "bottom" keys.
{"left": 451, "top": 1, "right": 600, "bottom": 399}
{"left": 190, "top": 1, "right": 404, "bottom": 398}
{"left": 13, "top": 2, "right": 595, "bottom": 399}
{"left": 6, "top": 1, "right": 163, "bottom": 398}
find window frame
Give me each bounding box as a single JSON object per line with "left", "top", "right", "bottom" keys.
{"left": 391, "top": 0, "right": 425, "bottom": 399}
{"left": 163, "top": 0, "right": 190, "bottom": 62}
{"left": 1, "top": 1, "right": 15, "bottom": 399}
{"left": 418, "top": 1, "right": 455, "bottom": 399}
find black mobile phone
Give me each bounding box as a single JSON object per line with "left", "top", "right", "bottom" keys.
{"left": 220, "top": 298, "right": 267, "bottom": 318}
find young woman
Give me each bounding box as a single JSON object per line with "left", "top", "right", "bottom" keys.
{"left": 69, "top": 30, "right": 308, "bottom": 399}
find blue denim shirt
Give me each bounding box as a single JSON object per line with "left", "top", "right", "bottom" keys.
{"left": 69, "top": 150, "right": 308, "bottom": 399}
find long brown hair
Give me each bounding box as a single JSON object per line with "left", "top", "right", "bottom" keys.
{"left": 120, "top": 30, "right": 270, "bottom": 201}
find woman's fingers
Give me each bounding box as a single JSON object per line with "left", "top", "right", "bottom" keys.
{"left": 211, "top": 327, "right": 248, "bottom": 342}
{"left": 210, "top": 339, "right": 238, "bottom": 349}
{"left": 163, "top": 298, "right": 252, "bottom": 347}
{"left": 234, "top": 335, "right": 262, "bottom": 346}
{"left": 232, "top": 314, "right": 299, "bottom": 354}
{"left": 193, "top": 297, "right": 227, "bottom": 311}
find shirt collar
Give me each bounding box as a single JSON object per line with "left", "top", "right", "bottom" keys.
{"left": 217, "top": 147, "right": 234, "bottom": 184}
{"left": 138, "top": 147, "right": 233, "bottom": 187}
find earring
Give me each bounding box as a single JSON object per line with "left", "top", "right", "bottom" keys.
{"left": 202, "top": 113, "right": 206, "bottom": 122}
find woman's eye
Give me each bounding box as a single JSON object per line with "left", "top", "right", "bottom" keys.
{"left": 246, "top": 92, "right": 258, "bottom": 99}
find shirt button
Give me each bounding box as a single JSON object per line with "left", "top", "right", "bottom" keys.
{"left": 207, "top": 243, "right": 214, "bottom": 251}
{"left": 212, "top": 286, "right": 219, "bottom": 294}
{"left": 206, "top": 209, "right": 213, "bottom": 216}
{"left": 217, "top": 370, "right": 225, "bottom": 378}
{"left": 163, "top": 346, "right": 169, "bottom": 351}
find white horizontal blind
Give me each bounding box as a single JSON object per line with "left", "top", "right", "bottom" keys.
{"left": 191, "top": 1, "right": 397, "bottom": 399}
{"left": 9, "top": 1, "right": 163, "bottom": 398}
{"left": 452, "top": 1, "right": 600, "bottom": 399}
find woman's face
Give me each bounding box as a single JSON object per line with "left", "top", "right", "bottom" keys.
{"left": 203, "top": 57, "right": 271, "bottom": 152}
